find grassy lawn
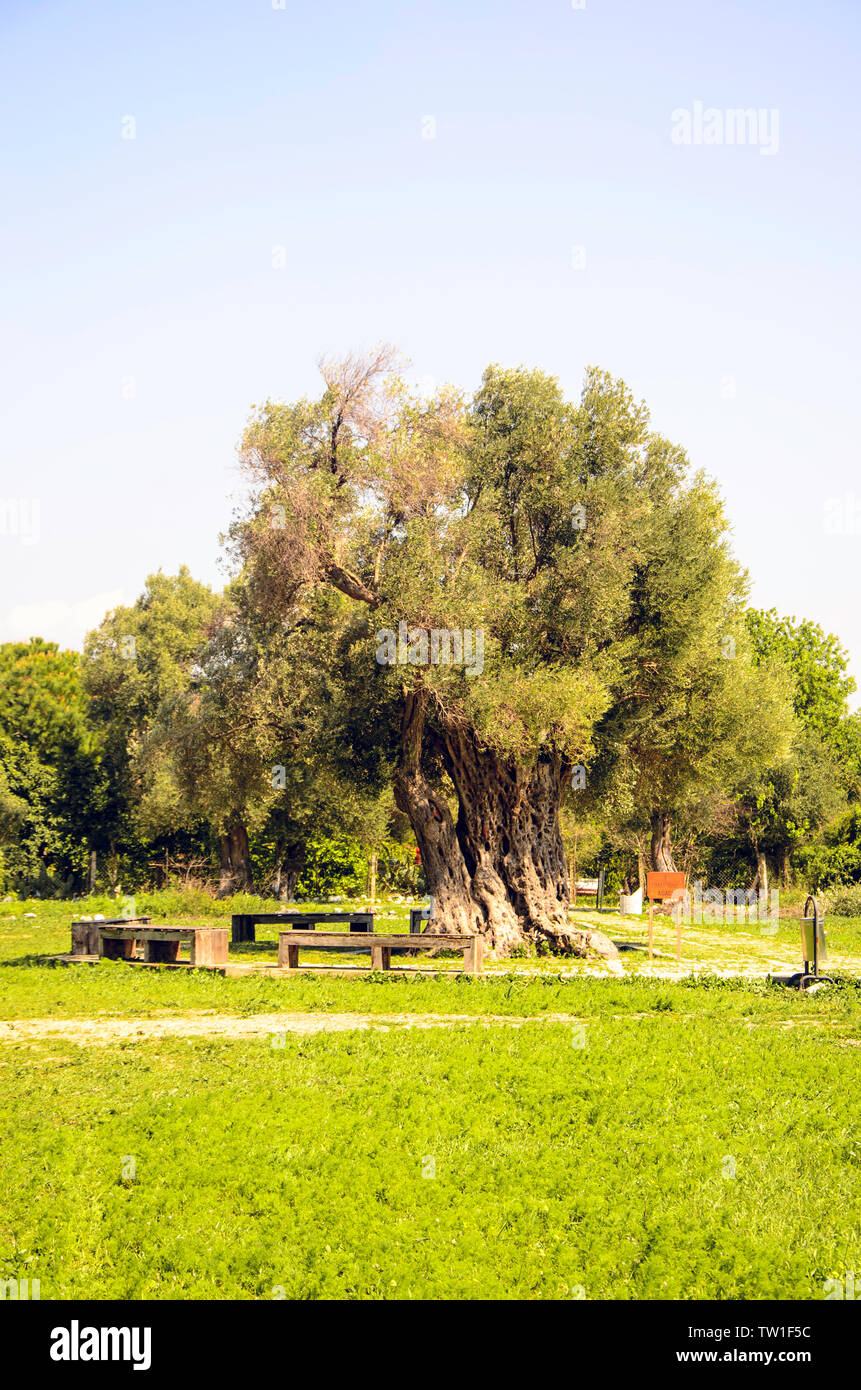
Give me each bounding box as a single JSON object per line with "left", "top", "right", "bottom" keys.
{"left": 2, "top": 896, "right": 861, "bottom": 1300}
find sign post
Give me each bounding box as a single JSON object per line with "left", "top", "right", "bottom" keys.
{"left": 646, "top": 872, "right": 687, "bottom": 964}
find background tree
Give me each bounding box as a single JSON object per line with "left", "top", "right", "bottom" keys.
{"left": 0, "top": 640, "right": 99, "bottom": 893}
{"left": 141, "top": 581, "right": 392, "bottom": 895}
{"left": 82, "top": 568, "right": 221, "bottom": 886}
{"left": 725, "top": 610, "right": 860, "bottom": 888}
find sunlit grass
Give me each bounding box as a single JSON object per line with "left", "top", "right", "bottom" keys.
{"left": 2, "top": 1009, "right": 860, "bottom": 1300}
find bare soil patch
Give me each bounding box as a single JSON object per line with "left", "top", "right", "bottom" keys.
{"left": 0, "top": 1010, "right": 586, "bottom": 1046}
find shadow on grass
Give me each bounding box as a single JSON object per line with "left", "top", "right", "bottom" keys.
{"left": 0, "top": 953, "right": 92, "bottom": 969}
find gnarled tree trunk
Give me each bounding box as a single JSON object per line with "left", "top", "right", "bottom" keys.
{"left": 217, "top": 823, "right": 253, "bottom": 896}
{"left": 394, "top": 690, "right": 614, "bottom": 959}
{"left": 271, "top": 839, "right": 305, "bottom": 900}
{"left": 649, "top": 811, "right": 676, "bottom": 872}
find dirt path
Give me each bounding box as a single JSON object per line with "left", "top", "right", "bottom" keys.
{"left": 0, "top": 1009, "right": 855, "bottom": 1047}
{"left": 0, "top": 1010, "right": 587, "bottom": 1046}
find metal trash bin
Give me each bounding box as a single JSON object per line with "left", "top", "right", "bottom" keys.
{"left": 800, "top": 895, "right": 830, "bottom": 987}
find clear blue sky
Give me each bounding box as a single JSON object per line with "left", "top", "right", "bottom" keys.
{"left": 2, "top": 0, "right": 860, "bottom": 697}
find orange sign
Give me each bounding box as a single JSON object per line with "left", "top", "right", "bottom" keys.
{"left": 646, "top": 871, "right": 686, "bottom": 902}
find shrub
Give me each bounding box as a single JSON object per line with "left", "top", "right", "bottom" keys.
{"left": 377, "top": 839, "right": 424, "bottom": 895}
{"left": 826, "top": 884, "right": 861, "bottom": 917}
{"left": 135, "top": 886, "right": 220, "bottom": 919}
{"left": 296, "top": 836, "right": 368, "bottom": 899}
{"left": 794, "top": 842, "right": 861, "bottom": 891}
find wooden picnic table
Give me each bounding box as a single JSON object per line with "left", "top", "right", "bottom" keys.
{"left": 277, "top": 929, "right": 484, "bottom": 974}
{"left": 98, "top": 923, "right": 228, "bottom": 968}
{"left": 71, "top": 917, "right": 152, "bottom": 956}
{"left": 231, "top": 911, "right": 373, "bottom": 944}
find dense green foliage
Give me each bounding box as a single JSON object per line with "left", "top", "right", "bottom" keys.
{"left": 0, "top": 581, "right": 414, "bottom": 900}
{"left": 0, "top": 641, "right": 99, "bottom": 892}
{"left": 1, "top": 362, "right": 859, "bottom": 909}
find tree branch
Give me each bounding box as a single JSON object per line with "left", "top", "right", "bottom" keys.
{"left": 323, "top": 562, "right": 381, "bottom": 607}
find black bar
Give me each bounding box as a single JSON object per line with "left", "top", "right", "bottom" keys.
{"left": 11, "top": 1296, "right": 856, "bottom": 1373}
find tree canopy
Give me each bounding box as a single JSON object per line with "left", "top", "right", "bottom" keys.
{"left": 1, "top": 356, "right": 857, "bottom": 927}
{"left": 229, "top": 351, "right": 794, "bottom": 950}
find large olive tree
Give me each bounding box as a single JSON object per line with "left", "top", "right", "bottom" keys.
{"left": 232, "top": 350, "right": 785, "bottom": 952}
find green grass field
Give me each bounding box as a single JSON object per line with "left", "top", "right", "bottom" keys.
{"left": 2, "top": 894, "right": 861, "bottom": 1300}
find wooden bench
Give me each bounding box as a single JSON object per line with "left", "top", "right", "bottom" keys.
{"left": 231, "top": 911, "right": 373, "bottom": 944}
{"left": 71, "top": 917, "right": 151, "bottom": 956}
{"left": 277, "top": 930, "right": 484, "bottom": 973}
{"left": 98, "top": 923, "right": 228, "bottom": 968}
{"left": 572, "top": 869, "right": 605, "bottom": 910}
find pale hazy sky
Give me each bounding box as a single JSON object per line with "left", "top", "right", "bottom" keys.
{"left": 2, "top": 0, "right": 859, "bottom": 699}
